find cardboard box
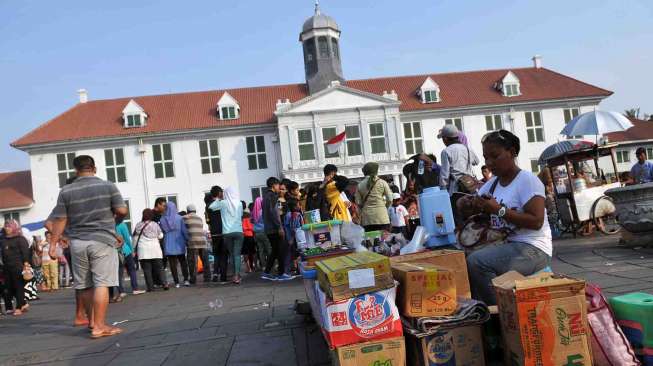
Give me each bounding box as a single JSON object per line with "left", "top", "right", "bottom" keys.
{"left": 316, "top": 281, "right": 403, "bottom": 349}
{"left": 391, "top": 262, "right": 457, "bottom": 317}
{"left": 492, "top": 271, "right": 593, "bottom": 366}
{"left": 406, "top": 326, "right": 485, "bottom": 366}
{"left": 316, "top": 251, "right": 394, "bottom": 301}
{"left": 332, "top": 337, "right": 406, "bottom": 366}
{"left": 390, "top": 250, "right": 471, "bottom": 299}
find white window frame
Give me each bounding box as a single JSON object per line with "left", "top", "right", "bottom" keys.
{"left": 3, "top": 212, "right": 20, "bottom": 224}
{"left": 297, "top": 129, "right": 316, "bottom": 161}
{"left": 563, "top": 108, "right": 582, "bottom": 139}
{"left": 503, "top": 83, "right": 520, "bottom": 97}
{"left": 530, "top": 159, "right": 541, "bottom": 174}
{"left": 647, "top": 147, "right": 653, "bottom": 160}
{"left": 199, "top": 139, "right": 221, "bottom": 174}
{"left": 616, "top": 150, "right": 630, "bottom": 164}
{"left": 322, "top": 127, "right": 339, "bottom": 158}
{"left": 403, "top": 122, "right": 423, "bottom": 156}
{"left": 246, "top": 136, "right": 268, "bottom": 170}
{"left": 122, "top": 199, "right": 132, "bottom": 232}
{"left": 525, "top": 111, "right": 545, "bottom": 143}
{"left": 152, "top": 143, "right": 175, "bottom": 179}
{"left": 57, "top": 152, "right": 76, "bottom": 188}
{"left": 104, "top": 148, "right": 127, "bottom": 183}
{"left": 220, "top": 105, "right": 238, "bottom": 120}
{"left": 423, "top": 89, "right": 438, "bottom": 103}
{"left": 369, "top": 123, "right": 387, "bottom": 154}
{"left": 345, "top": 125, "right": 362, "bottom": 157}
{"left": 444, "top": 118, "right": 463, "bottom": 132}
{"left": 251, "top": 186, "right": 266, "bottom": 201}
{"left": 156, "top": 195, "right": 178, "bottom": 207}
{"left": 485, "top": 114, "right": 503, "bottom": 132}
{"left": 125, "top": 114, "right": 143, "bottom": 127}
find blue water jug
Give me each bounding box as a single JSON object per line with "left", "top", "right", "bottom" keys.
{"left": 418, "top": 187, "right": 457, "bottom": 247}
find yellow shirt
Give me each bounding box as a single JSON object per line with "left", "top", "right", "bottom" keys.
{"left": 325, "top": 181, "right": 351, "bottom": 221}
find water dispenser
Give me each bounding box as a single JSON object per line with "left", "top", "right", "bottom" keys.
{"left": 418, "top": 187, "right": 457, "bottom": 247}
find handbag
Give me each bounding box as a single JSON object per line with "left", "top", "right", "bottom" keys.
{"left": 359, "top": 177, "right": 379, "bottom": 210}
{"left": 586, "top": 283, "right": 640, "bottom": 366}
{"left": 456, "top": 144, "right": 479, "bottom": 194}
{"left": 457, "top": 179, "right": 512, "bottom": 249}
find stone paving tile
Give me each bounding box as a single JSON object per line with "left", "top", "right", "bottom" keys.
{"left": 228, "top": 331, "right": 297, "bottom": 366}
{"left": 37, "top": 353, "right": 118, "bottom": 366}
{"left": 574, "top": 271, "right": 647, "bottom": 289}
{"left": 162, "top": 338, "right": 233, "bottom": 366}
{"left": 611, "top": 268, "right": 653, "bottom": 279}
{"left": 106, "top": 346, "right": 176, "bottom": 366}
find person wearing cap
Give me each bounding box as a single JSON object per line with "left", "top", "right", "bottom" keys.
{"left": 388, "top": 192, "right": 409, "bottom": 236}
{"left": 183, "top": 204, "right": 211, "bottom": 285}
{"left": 630, "top": 147, "right": 653, "bottom": 184}
{"left": 436, "top": 124, "right": 479, "bottom": 194}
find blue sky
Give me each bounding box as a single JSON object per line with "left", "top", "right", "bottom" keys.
{"left": 1, "top": 0, "right": 651, "bottom": 172}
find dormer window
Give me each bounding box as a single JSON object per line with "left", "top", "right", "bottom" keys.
{"left": 500, "top": 71, "right": 521, "bottom": 97}
{"left": 419, "top": 77, "right": 440, "bottom": 103}
{"left": 122, "top": 99, "right": 147, "bottom": 128}
{"left": 126, "top": 114, "right": 142, "bottom": 127}
{"left": 217, "top": 92, "right": 240, "bottom": 120}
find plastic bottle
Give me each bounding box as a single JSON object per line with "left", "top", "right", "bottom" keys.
{"left": 418, "top": 160, "right": 425, "bottom": 175}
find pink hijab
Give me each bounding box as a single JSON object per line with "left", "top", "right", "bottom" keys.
{"left": 3, "top": 219, "right": 22, "bottom": 238}
{"left": 252, "top": 196, "right": 263, "bottom": 222}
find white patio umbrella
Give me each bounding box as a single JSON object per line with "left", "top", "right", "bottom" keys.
{"left": 560, "top": 110, "right": 633, "bottom": 137}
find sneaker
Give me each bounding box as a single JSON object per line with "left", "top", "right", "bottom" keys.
{"left": 132, "top": 290, "right": 146, "bottom": 295}
{"left": 175, "top": 283, "right": 180, "bottom": 288}
{"left": 276, "top": 273, "right": 293, "bottom": 281}
{"left": 261, "top": 273, "right": 276, "bottom": 281}
{"left": 183, "top": 281, "right": 190, "bottom": 287}
{"left": 119, "top": 293, "right": 128, "bottom": 298}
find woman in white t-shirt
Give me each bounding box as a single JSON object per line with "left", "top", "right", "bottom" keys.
{"left": 459, "top": 129, "right": 551, "bottom": 305}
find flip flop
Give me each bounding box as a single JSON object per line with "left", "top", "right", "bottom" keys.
{"left": 90, "top": 327, "right": 123, "bottom": 339}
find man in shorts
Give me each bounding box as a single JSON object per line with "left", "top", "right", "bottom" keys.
{"left": 49, "top": 155, "right": 128, "bottom": 339}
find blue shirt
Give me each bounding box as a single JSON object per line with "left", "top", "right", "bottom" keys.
{"left": 631, "top": 161, "right": 653, "bottom": 184}
{"left": 116, "top": 222, "right": 133, "bottom": 256}
{"left": 208, "top": 200, "right": 243, "bottom": 234}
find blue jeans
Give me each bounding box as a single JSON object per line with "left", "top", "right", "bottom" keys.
{"left": 466, "top": 241, "right": 550, "bottom": 305}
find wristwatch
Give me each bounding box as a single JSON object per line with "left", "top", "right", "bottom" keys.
{"left": 497, "top": 204, "right": 508, "bottom": 218}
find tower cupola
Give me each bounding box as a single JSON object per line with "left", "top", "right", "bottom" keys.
{"left": 300, "top": 1, "right": 345, "bottom": 94}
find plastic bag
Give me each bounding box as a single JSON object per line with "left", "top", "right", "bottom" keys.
{"left": 340, "top": 222, "right": 366, "bottom": 252}
{"left": 295, "top": 228, "right": 307, "bottom": 249}
{"left": 400, "top": 226, "right": 430, "bottom": 255}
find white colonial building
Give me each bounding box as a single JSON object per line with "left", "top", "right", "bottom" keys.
{"left": 3, "top": 5, "right": 626, "bottom": 229}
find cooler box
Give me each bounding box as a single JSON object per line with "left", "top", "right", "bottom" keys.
{"left": 302, "top": 220, "right": 343, "bottom": 250}
{"left": 315, "top": 281, "right": 403, "bottom": 349}
{"left": 418, "top": 187, "right": 456, "bottom": 247}
{"left": 610, "top": 292, "right": 653, "bottom": 365}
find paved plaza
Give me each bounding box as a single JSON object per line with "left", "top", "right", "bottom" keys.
{"left": 1, "top": 235, "right": 653, "bottom": 366}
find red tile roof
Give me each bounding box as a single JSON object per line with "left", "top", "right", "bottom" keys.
{"left": 12, "top": 67, "right": 611, "bottom": 148}
{"left": 606, "top": 118, "right": 653, "bottom": 143}
{"left": 0, "top": 171, "right": 33, "bottom": 210}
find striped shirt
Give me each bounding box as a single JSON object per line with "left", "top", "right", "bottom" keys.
{"left": 50, "top": 176, "right": 125, "bottom": 247}
{"left": 183, "top": 213, "right": 208, "bottom": 249}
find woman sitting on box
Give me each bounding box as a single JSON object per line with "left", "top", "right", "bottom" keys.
{"left": 458, "top": 130, "right": 551, "bottom": 305}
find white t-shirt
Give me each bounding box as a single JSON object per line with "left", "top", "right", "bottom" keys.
{"left": 477, "top": 170, "right": 552, "bottom": 256}
{"left": 388, "top": 205, "right": 408, "bottom": 227}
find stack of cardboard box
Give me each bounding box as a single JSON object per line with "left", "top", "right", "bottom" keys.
{"left": 391, "top": 250, "right": 487, "bottom": 366}
{"left": 314, "top": 251, "right": 406, "bottom": 366}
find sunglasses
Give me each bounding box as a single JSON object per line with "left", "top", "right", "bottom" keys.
{"left": 481, "top": 129, "right": 509, "bottom": 144}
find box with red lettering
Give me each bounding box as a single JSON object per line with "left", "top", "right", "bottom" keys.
{"left": 315, "top": 281, "right": 403, "bottom": 349}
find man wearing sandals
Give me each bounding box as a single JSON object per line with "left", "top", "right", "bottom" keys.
{"left": 48, "top": 155, "right": 128, "bottom": 339}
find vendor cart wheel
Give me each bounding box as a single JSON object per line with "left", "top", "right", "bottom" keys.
{"left": 590, "top": 196, "right": 621, "bottom": 235}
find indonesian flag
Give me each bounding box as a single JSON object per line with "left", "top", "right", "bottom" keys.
{"left": 326, "top": 131, "right": 346, "bottom": 154}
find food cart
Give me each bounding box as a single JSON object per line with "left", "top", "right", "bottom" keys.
{"left": 543, "top": 142, "right": 622, "bottom": 236}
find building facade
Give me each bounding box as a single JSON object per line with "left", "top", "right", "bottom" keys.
{"left": 5, "top": 5, "right": 616, "bottom": 227}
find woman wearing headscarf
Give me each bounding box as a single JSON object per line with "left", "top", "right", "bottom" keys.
{"left": 1, "top": 220, "right": 31, "bottom": 315}
{"left": 251, "top": 197, "right": 271, "bottom": 271}
{"left": 159, "top": 202, "right": 190, "bottom": 288}
{"left": 355, "top": 162, "right": 393, "bottom": 231}
{"left": 209, "top": 186, "right": 244, "bottom": 284}
{"left": 133, "top": 209, "right": 168, "bottom": 292}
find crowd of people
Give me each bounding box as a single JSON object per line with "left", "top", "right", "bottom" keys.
{"left": 1, "top": 124, "right": 564, "bottom": 336}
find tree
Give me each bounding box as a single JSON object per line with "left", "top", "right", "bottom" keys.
{"left": 624, "top": 108, "right": 640, "bottom": 119}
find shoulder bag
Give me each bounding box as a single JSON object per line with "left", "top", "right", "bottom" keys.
{"left": 457, "top": 144, "right": 479, "bottom": 194}
{"left": 359, "top": 177, "right": 379, "bottom": 210}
